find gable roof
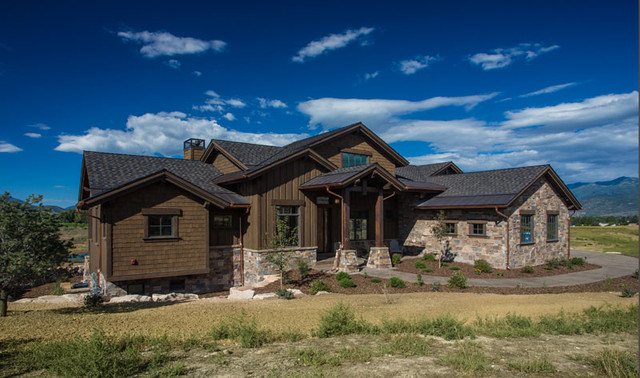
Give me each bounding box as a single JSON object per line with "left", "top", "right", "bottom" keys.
{"left": 396, "top": 162, "right": 462, "bottom": 181}
{"left": 203, "top": 139, "right": 283, "bottom": 169}
{"left": 79, "top": 151, "right": 249, "bottom": 208}
{"left": 416, "top": 165, "right": 581, "bottom": 210}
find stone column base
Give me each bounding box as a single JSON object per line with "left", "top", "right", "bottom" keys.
{"left": 366, "top": 247, "right": 392, "bottom": 269}
{"left": 335, "top": 249, "right": 359, "bottom": 272}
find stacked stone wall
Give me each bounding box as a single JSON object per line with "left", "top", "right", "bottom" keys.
{"left": 242, "top": 247, "right": 317, "bottom": 285}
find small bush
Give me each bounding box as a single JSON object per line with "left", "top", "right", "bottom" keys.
{"left": 441, "top": 262, "right": 449, "bottom": 267}
{"left": 449, "top": 266, "right": 460, "bottom": 271}
{"left": 632, "top": 269, "right": 639, "bottom": 279}
{"left": 380, "top": 334, "right": 432, "bottom": 356}
{"left": 448, "top": 271, "right": 467, "bottom": 289}
{"left": 416, "top": 274, "right": 423, "bottom": 287}
{"left": 546, "top": 258, "right": 561, "bottom": 269}
{"left": 520, "top": 265, "right": 535, "bottom": 274}
{"left": 211, "top": 311, "right": 273, "bottom": 348}
{"left": 275, "top": 288, "right": 294, "bottom": 300}
{"left": 570, "top": 257, "right": 585, "bottom": 266}
{"left": 316, "top": 302, "right": 375, "bottom": 338}
{"left": 335, "top": 272, "right": 350, "bottom": 281}
{"left": 621, "top": 288, "right": 636, "bottom": 298}
{"left": 422, "top": 268, "right": 433, "bottom": 273}
{"left": 432, "top": 282, "right": 441, "bottom": 292}
{"left": 474, "top": 259, "right": 492, "bottom": 273}
{"left": 296, "top": 259, "right": 311, "bottom": 279}
{"left": 309, "top": 280, "right": 331, "bottom": 295}
{"left": 391, "top": 253, "right": 402, "bottom": 265}
{"left": 51, "top": 282, "right": 65, "bottom": 296}
{"left": 83, "top": 293, "right": 104, "bottom": 307}
{"left": 496, "top": 272, "right": 504, "bottom": 277}
{"left": 370, "top": 278, "right": 382, "bottom": 283}
{"left": 339, "top": 277, "right": 355, "bottom": 288}
{"left": 387, "top": 277, "right": 406, "bottom": 288}
{"left": 363, "top": 272, "right": 369, "bottom": 279}
{"left": 422, "top": 254, "right": 436, "bottom": 262}
{"left": 413, "top": 260, "right": 427, "bottom": 269}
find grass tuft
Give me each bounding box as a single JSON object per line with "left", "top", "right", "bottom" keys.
{"left": 589, "top": 349, "right": 639, "bottom": 378}
{"left": 438, "top": 341, "right": 489, "bottom": 372}
{"left": 507, "top": 355, "right": 556, "bottom": 373}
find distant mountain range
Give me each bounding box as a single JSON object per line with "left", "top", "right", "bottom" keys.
{"left": 568, "top": 176, "right": 638, "bottom": 216}
{"left": 6, "top": 196, "right": 73, "bottom": 214}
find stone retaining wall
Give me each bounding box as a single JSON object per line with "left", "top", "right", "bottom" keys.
{"left": 242, "top": 247, "right": 317, "bottom": 285}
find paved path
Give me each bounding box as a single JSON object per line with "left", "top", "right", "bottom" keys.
{"left": 360, "top": 249, "right": 638, "bottom": 288}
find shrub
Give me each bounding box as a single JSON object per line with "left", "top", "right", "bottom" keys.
{"left": 370, "top": 278, "right": 382, "bottom": 283}
{"left": 570, "top": 257, "right": 585, "bottom": 266}
{"left": 339, "top": 277, "right": 355, "bottom": 288}
{"left": 448, "top": 271, "right": 467, "bottom": 289}
{"left": 632, "top": 269, "right": 639, "bottom": 279}
{"left": 621, "top": 288, "right": 636, "bottom": 298}
{"left": 51, "top": 282, "right": 65, "bottom": 296}
{"left": 316, "top": 302, "right": 375, "bottom": 338}
{"left": 363, "top": 272, "right": 369, "bottom": 279}
{"left": 413, "top": 260, "right": 427, "bottom": 269}
{"left": 474, "top": 260, "right": 492, "bottom": 273}
{"left": 391, "top": 253, "right": 402, "bottom": 266}
{"left": 83, "top": 293, "right": 104, "bottom": 307}
{"left": 474, "top": 269, "right": 481, "bottom": 275}
{"left": 432, "top": 282, "right": 441, "bottom": 292}
{"left": 416, "top": 274, "right": 423, "bottom": 287}
{"left": 387, "top": 277, "right": 406, "bottom": 288}
{"left": 380, "top": 334, "right": 432, "bottom": 356}
{"left": 520, "top": 265, "right": 535, "bottom": 274}
{"left": 211, "top": 311, "right": 273, "bottom": 348}
{"left": 296, "top": 259, "right": 311, "bottom": 280}
{"left": 422, "top": 268, "right": 433, "bottom": 273}
{"left": 422, "top": 254, "right": 436, "bottom": 262}
{"left": 546, "top": 258, "right": 561, "bottom": 269}
{"left": 275, "top": 288, "right": 294, "bottom": 300}
{"left": 496, "top": 272, "right": 504, "bottom": 277}
{"left": 335, "top": 272, "right": 350, "bottom": 281}
{"left": 441, "top": 262, "right": 449, "bottom": 267}
{"left": 309, "top": 280, "right": 331, "bottom": 295}
{"left": 449, "top": 266, "right": 460, "bottom": 271}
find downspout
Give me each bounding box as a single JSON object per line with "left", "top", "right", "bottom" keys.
{"left": 495, "top": 207, "right": 510, "bottom": 270}
{"left": 383, "top": 192, "right": 396, "bottom": 201}
{"left": 238, "top": 207, "right": 250, "bottom": 286}
{"left": 568, "top": 210, "right": 576, "bottom": 260}
{"left": 325, "top": 186, "right": 344, "bottom": 270}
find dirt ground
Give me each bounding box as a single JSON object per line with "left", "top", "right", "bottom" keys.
{"left": 3, "top": 291, "right": 636, "bottom": 342}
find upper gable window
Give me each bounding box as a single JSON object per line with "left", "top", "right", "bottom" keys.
{"left": 342, "top": 153, "right": 368, "bottom": 168}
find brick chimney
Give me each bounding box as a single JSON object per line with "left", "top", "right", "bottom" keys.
{"left": 183, "top": 138, "right": 206, "bottom": 160}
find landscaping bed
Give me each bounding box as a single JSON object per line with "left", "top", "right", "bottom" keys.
{"left": 394, "top": 255, "right": 599, "bottom": 278}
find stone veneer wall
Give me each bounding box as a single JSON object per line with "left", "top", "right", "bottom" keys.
{"left": 399, "top": 177, "right": 570, "bottom": 269}
{"left": 242, "top": 247, "right": 317, "bottom": 285}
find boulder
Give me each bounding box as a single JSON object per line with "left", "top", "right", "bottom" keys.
{"left": 109, "top": 294, "right": 152, "bottom": 303}
{"left": 228, "top": 287, "right": 255, "bottom": 300}
{"left": 253, "top": 293, "right": 277, "bottom": 300}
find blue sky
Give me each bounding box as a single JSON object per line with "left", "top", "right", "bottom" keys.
{"left": 0, "top": 0, "right": 637, "bottom": 206}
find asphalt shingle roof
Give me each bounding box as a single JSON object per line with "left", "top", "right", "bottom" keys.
{"left": 83, "top": 151, "right": 249, "bottom": 205}
{"left": 300, "top": 164, "right": 375, "bottom": 187}
{"left": 396, "top": 162, "right": 459, "bottom": 181}
{"left": 211, "top": 139, "right": 283, "bottom": 168}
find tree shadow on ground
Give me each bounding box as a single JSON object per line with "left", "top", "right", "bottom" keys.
{"left": 50, "top": 299, "right": 188, "bottom": 315}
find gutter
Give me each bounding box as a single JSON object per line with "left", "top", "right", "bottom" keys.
{"left": 495, "top": 207, "right": 510, "bottom": 270}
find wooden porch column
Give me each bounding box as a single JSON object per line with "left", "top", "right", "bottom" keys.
{"left": 375, "top": 189, "right": 384, "bottom": 247}
{"left": 342, "top": 188, "right": 351, "bottom": 250}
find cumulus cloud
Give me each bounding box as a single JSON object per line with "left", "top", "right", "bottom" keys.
{"left": 398, "top": 55, "right": 439, "bottom": 75}
{"left": 117, "top": 30, "right": 226, "bottom": 58}
{"left": 55, "top": 112, "right": 308, "bottom": 156}
{"left": 193, "top": 71, "right": 202, "bottom": 76}
{"left": 519, "top": 82, "right": 576, "bottom": 98}
{"left": 292, "top": 27, "right": 374, "bottom": 63}
{"left": 223, "top": 113, "right": 236, "bottom": 121}
{"left": 0, "top": 141, "right": 21, "bottom": 152}
{"left": 24, "top": 132, "right": 41, "bottom": 138}
{"left": 364, "top": 71, "right": 379, "bottom": 81}
{"left": 165, "top": 59, "right": 181, "bottom": 69}
{"left": 257, "top": 98, "right": 287, "bottom": 109}
{"left": 503, "top": 91, "right": 638, "bottom": 130}
{"left": 29, "top": 123, "right": 50, "bottom": 130}
{"left": 469, "top": 43, "right": 559, "bottom": 70}
{"left": 297, "top": 93, "right": 499, "bottom": 130}
{"left": 195, "top": 90, "right": 246, "bottom": 112}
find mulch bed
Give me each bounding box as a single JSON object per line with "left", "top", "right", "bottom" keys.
{"left": 20, "top": 275, "right": 83, "bottom": 298}
{"left": 394, "top": 256, "right": 599, "bottom": 278}
{"left": 253, "top": 269, "right": 639, "bottom": 296}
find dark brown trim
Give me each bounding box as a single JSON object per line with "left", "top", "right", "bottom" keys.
{"left": 443, "top": 221, "right": 457, "bottom": 236}
{"left": 519, "top": 210, "right": 535, "bottom": 215}
{"left": 108, "top": 268, "right": 210, "bottom": 282}
{"left": 143, "top": 237, "right": 182, "bottom": 242}
{"left": 201, "top": 141, "right": 249, "bottom": 170}
{"left": 299, "top": 163, "right": 405, "bottom": 192}
{"left": 403, "top": 185, "right": 447, "bottom": 192}
{"left": 271, "top": 199, "right": 305, "bottom": 206}
{"left": 417, "top": 204, "right": 508, "bottom": 210}
{"left": 431, "top": 162, "right": 463, "bottom": 176}
{"left": 141, "top": 208, "right": 182, "bottom": 215}
{"left": 341, "top": 148, "right": 373, "bottom": 156}
{"left": 546, "top": 210, "right": 559, "bottom": 215}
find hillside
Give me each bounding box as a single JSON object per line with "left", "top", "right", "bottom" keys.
{"left": 568, "top": 176, "right": 638, "bottom": 216}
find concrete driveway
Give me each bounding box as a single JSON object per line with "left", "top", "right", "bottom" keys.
{"left": 361, "top": 249, "right": 639, "bottom": 288}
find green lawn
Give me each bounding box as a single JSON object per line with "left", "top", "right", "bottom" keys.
{"left": 572, "top": 226, "right": 638, "bottom": 257}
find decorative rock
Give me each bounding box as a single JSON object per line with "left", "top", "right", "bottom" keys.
{"left": 228, "top": 287, "right": 255, "bottom": 300}
{"left": 251, "top": 275, "right": 280, "bottom": 288}
{"left": 253, "top": 293, "right": 277, "bottom": 300}
{"left": 315, "top": 291, "right": 334, "bottom": 295}
{"left": 109, "top": 294, "right": 152, "bottom": 303}
{"left": 287, "top": 289, "right": 305, "bottom": 297}
{"left": 366, "top": 247, "right": 392, "bottom": 269}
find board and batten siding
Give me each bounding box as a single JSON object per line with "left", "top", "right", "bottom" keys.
{"left": 107, "top": 182, "right": 209, "bottom": 280}
{"left": 241, "top": 158, "right": 325, "bottom": 250}
{"left": 313, "top": 132, "right": 398, "bottom": 175}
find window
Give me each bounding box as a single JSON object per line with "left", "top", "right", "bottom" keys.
{"left": 469, "top": 223, "right": 485, "bottom": 236}
{"left": 444, "top": 222, "right": 456, "bottom": 235}
{"left": 213, "top": 214, "right": 233, "bottom": 228}
{"left": 547, "top": 214, "right": 558, "bottom": 241}
{"left": 521, "top": 214, "right": 534, "bottom": 244}
{"left": 342, "top": 152, "right": 368, "bottom": 168}
{"left": 148, "top": 215, "right": 174, "bottom": 238}
{"left": 349, "top": 210, "right": 368, "bottom": 240}
{"left": 275, "top": 205, "right": 299, "bottom": 247}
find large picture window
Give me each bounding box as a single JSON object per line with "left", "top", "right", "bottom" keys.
{"left": 547, "top": 214, "right": 558, "bottom": 241}
{"left": 342, "top": 152, "right": 368, "bottom": 168}
{"left": 349, "top": 210, "right": 368, "bottom": 240}
{"left": 275, "top": 205, "right": 299, "bottom": 247}
{"left": 521, "top": 214, "right": 534, "bottom": 244}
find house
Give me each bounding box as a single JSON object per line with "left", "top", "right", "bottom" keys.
{"left": 77, "top": 122, "right": 581, "bottom": 295}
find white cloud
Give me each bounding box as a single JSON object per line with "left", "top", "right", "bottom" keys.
{"left": 297, "top": 93, "right": 499, "bottom": 130}
{"left": 292, "top": 27, "right": 374, "bottom": 63}
{"left": 28, "top": 123, "right": 50, "bottom": 130}
{"left": 193, "top": 71, "right": 202, "bottom": 76}
{"left": 195, "top": 90, "right": 246, "bottom": 112}
{"left": 225, "top": 99, "right": 246, "bottom": 108}
{"left": 519, "top": 82, "right": 576, "bottom": 98}
{"left": 223, "top": 113, "right": 236, "bottom": 121}
{"left": 398, "top": 55, "right": 439, "bottom": 75}
{"left": 53, "top": 185, "right": 65, "bottom": 188}
{"left": 364, "top": 71, "right": 379, "bottom": 81}
{"left": 55, "top": 112, "right": 309, "bottom": 156}
{"left": 0, "top": 141, "right": 21, "bottom": 153}
{"left": 469, "top": 43, "right": 559, "bottom": 70}
{"left": 165, "top": 59, "right": 181, "bottom": 69}
{"left": 24, "top": 132, "right": 41, "bottom": 138}
{"left": 257, "top": 98, "right": 287, "bottom": 109}
{"left": 503, "top": 91, "right": 638, "bottom": 130}
{"left": 117, "top": 30, "right": 226, "bottom": 58}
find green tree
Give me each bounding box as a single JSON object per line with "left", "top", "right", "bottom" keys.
{"left": 265, "top": 216, "right": 298, "bottom": 289}
{"left": 431, "top": 210, "right": 455, "bottom": 267}
{"left": 0, "top": 192, "right": 71, "bottom": 316}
